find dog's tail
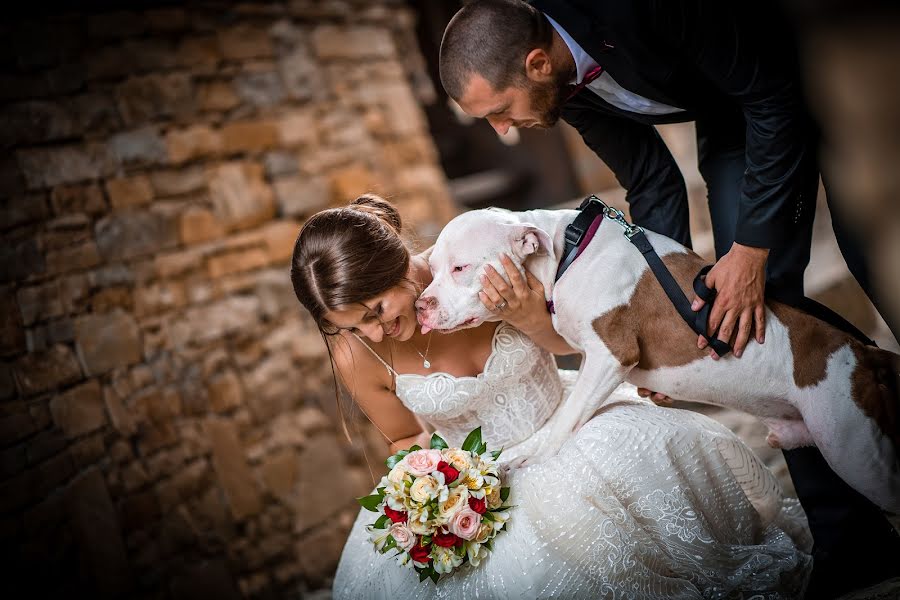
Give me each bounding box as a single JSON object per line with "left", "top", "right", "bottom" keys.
{"left": 852, "top": 345, "right": 900, "bottom": 450}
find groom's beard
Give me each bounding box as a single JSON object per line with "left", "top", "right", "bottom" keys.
{"left": 526, "top": 71, "right": 573, "bottom": 129}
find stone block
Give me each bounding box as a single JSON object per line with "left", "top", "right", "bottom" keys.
{"left": 259, "top": 220, "right": 302, "bottom": 264}
{"left": 0, "top": 237, "right": 44, "bottom": 285}
{"left": 207, "top": 370, "right": 243, "bottom": 413}
{"left": 242, "top": 354, "right": 299, "bottom": 422}
{"left": 44, "top": 240, "right": 101, "bottom": 276}
{"left": 65, "top": 468, "right": 133, "bottom": 597}
{"left": 50, "top": 183, "right": 106, "bottom": 216}
{"left": 206, "top": 161, "right": 276, "bottom": 231}
{"left": 108, "top": 126, "right": 167, "bottom": 168}
{"left": 16, "top": 143, "right": 115, "bottom": 190}
{"left": 133, "top": 281, "right": 187, "bottom": 318}
{"left": 166, "top": 125, "right": 223, "bottom": 164}
{"left": 220, "top": 119, "right": 279, "bottom": 154}
{"left": 278, "top": 45, "right": 324, "bottom": 102}
{"left": 273, "top": 175, "right": 330, "bottom": 218}
{"left": 312, "top": 25, "right": 395, "bottom": 60}
{"left": 0, "top": 363, "right": 15, "bottom": 400}
{"left": 297, "top": 518, "right": 351, "bottom": 584}
{"left": 1, "top": 193, "right": 49, "bottom": 231}
{"left": 233, "top": 70, "right": 285, "bottom": 108}
{"left": 205, "top": 418, "right": 262, "bottom": 521}
{"left": 74, "top": 311, "right": 142, "bottom": 376}
{"left": 0, "top": 100, "right": 80, "bottom": 147}
{"left": 13, "top": 344, "right": 82, "bottom": 396}
{"left": 104, "top": 386, "right": 136, "bottom": 437}
{"left": 105, "top": 175, "right": 153, "bottom": 209}
{"left": 262, "top": 151, "right": 299, "bottom": 178}
{"left": 207, "top": 248, "right": 269, "bottom": 278}
{"left": 197, "top": 80, "right": 240, "bottom": 112}
{"left": 49, "top": 379, "right": 106, "bottom": 438}
{"left": 294, "top": 434, "right": 353, "bottom": 537}
{"left": 329, "top": 163, "right": 380, "bottom": 203}
{"left": 169, "top": 296, "right": 260, "bottom": 346}
{"left": 40, "top": 214, "right": 91, "bottom": 251}
{"left": 17, "top": 281, "right": 63, "bottom": 326}
{"left": 217, "top": 24, "right": 274, "bottom": 60}
{"left": 261, "top": 448, "right": 299, "bottom": 503}
{"left": 276, "top": 110, "right": 316, "bottom": 147}
{"left": 154, "top": 248, "right": 203, "bottom": 279}
{"left": 150, "top": 166, "right": 207, "bottom": 197}
{"left": 69, "top": 432, "right": 106, "bottom": 468}
{"left": 0, "top": 412, "right": 34, "bottom": 446}
{"left": 90, "top": 286, "right": 133, "bottom": 313}
{"left": 95, "top": 210, "right": 179, "bottom": 261}
{"left": 176, "top": 35, "right": 221, "bottom": 73}
{"left": 115, "top": 73, "right": 195, "bottom": 127}
{"left": 70, "top": 92, "right": 121, "bottom": 134}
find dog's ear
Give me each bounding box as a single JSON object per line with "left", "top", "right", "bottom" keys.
{"left": 510, "top": 224, "right": 555, "bottom": 262}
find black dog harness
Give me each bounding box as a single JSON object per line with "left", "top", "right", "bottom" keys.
{"left": 551, "top": 195, "right": 733, "bottom": 357}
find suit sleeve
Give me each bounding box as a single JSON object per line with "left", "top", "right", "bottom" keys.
{"left": 562, "top": 106, "right": 691, "bottom": 247}
{"left": 647, "top": 0, "right": 812, "bottom": 249}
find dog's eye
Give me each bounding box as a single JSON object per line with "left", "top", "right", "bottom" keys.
{"left": 452, "top": 265, "right": 468, "bottom": 273}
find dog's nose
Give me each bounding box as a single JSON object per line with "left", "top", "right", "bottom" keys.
{"left": 415, "top": 296, "right": 437, "bottom": 313}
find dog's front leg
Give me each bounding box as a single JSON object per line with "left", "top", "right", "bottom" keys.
{"left": 524, "top": 346, "right": 629, "bottom": 465}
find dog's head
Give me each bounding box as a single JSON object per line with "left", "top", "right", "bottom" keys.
{"left": 416, "top": 208, "right": 555, "bottom": 333}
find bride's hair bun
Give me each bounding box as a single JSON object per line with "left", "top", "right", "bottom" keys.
{"left": 349, "top": 194, "right": 402, "bottom": 235}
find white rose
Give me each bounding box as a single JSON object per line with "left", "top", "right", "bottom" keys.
{"left": 389, "top": 522, "right": 416, "bottom": 551}
{"left": 441, "top": 448, "right": 473, "bottom": 471}
{"left": 408, "top": 506, "right": 432, "bottom": 535}
{"left": 432, "top": 545, "right": 465, "bottom": 574}
{"left": 409, "top": 475, "right": 442, "bottom": 504}
{"left": 387, "top": 463, "right": 411, "bottom": 484}
{"left": 437, "top": 485, "right": 469, "bottom": 523}
{"left": 474, "top": 521, "right": 493, "bottom": 544}
{"left": 486, "top": 486, "right": 502, "bottom": 509}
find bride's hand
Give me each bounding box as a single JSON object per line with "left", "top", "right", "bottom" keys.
{"left": 479, "top": 254, "right": 547, "bottom": 331}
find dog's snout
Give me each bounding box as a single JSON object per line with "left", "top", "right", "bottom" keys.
{"left": 415, "top": 296, "right": 437, "bottom": 312}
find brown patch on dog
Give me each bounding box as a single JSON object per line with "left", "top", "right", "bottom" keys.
{"left": 851, "top": 345, "right": 900, "bottom": 447}
{"left": 768, "top": 302, "right": 848, "bottom": 388}
{"left": 591, "top": 251, "right": 710, "bottom": 370}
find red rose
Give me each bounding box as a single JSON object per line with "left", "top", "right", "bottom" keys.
{"left": 436, "top": 460, "right": 460, "bottom": 483}
{"left": 408, "top": 541, "right": 432, "bottom": 563}
{"left": 468, "top": 496, "right": 487, "bottom": 514}
{"left": 384, "top": 506, "right": 407, "bottom": 523}
{"left": 432, "top": 530, "right": 464, "bottom": 548}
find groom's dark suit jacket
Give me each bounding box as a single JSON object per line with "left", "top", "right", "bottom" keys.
{"left": 530, "top": 0, "right": 808, "bottom": 250}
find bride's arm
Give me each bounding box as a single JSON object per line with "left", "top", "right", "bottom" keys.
{"left": 481, "top": 255, "right": 579, "bottom": 356}
{"left": 330, "top": 334, "right": 425, "bottom": 453}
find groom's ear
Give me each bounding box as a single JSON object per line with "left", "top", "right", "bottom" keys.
{"left": 509, "top": 224, "right": 555, "bottom": 262}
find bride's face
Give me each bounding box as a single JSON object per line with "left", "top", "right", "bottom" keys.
{"left": 324, "top": 284, "right": 418, "bottom": 343}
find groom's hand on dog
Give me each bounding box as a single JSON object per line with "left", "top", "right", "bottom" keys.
{"left": 691, "top": 243, "right": 769, "bottom": 359}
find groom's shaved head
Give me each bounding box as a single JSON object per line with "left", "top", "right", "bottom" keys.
{"left": 440, "top": 0, "right": 553, "bottom": 100}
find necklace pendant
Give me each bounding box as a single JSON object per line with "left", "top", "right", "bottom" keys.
{"left": 423, "top": 359, "right": 431, "bottom": 369}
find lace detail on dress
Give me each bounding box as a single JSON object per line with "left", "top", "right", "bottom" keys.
{"left": 395, "top": 322, "right": 564, "bottom": 450}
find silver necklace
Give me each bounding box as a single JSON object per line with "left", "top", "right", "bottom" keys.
{"left": 412, "top": 331, "right": 433, "bottom": 369}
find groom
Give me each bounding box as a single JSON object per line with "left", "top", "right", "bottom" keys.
{"left": 439, "top": 0, "right": 900, "bottom": 596}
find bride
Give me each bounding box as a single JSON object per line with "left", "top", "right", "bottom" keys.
{"left": 291, "top": 195, "right": 812, "bottom": 598}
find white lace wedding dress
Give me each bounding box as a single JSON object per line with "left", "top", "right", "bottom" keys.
{"left": 333, "top": 323, "right": 812, "bottom": 599}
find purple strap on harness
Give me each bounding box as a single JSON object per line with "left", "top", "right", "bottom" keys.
{"left": 546, "top": 214, "right": 604, "bottom": 314}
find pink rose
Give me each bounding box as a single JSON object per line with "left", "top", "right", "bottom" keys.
{"left": 403, "top": 449, "right": 443, "bottom": 477}
{"left": 448, "top": 507, "right": 482, "bottom": 540}
{"left": 389, "top": 522, "right": 416, "bottom": 551}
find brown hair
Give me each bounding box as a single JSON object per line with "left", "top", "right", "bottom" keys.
{"left": 291, "top": 193, "right": 410, "bottom": 334}
{"left": 440, "top": 0, "right": 554, "bottom": 100}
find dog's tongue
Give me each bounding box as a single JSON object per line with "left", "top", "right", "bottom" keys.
{"left": 420, "top": 324, "right": 432, "bottom": 335}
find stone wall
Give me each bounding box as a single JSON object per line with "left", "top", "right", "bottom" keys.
{"left": 0, "top": 2, "right": 455, "bottom": 598}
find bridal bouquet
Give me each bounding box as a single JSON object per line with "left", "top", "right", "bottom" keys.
{"left": 357, "top": 427, "right": 512, "bottom": 583}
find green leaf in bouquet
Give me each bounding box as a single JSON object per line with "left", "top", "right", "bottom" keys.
{"left": 477, "top": 441, "right": 487, "bottom": 455}
{"left": 430, "top": 433, "right": 449, "bottom": 450}
{"left": 357, "top": 493, "right": 384, "bottom": 512}
{"left": 409, "top": 444, "right": 422, "bottom": 452}
{"left": 380, "top": 535, "right": 397, "bottom": 554}
{"left": 418, "top": 569, "right": 430, "bottom": 582}
{"left": 481, "top": 511, "right": 495, "bottom": 522}
{"left": 461, "top": 427, "right": 483, "bottom": 453}
{"left": 484, "top": 539, "right": 493, "bottom": 552}
{"left": 490, "top": 447, "right": 504, "bottom": 460}
{"left": 373, "top": 514, "right": 390, "bottom": 529}
{"left": 500, "top": 486, "right": 510, "bottom": 502}
{"left": 385, "top": 450, "right": 410, "bottom": 470}
{"left": 429, "top": 570, "right": 439, "bottom": 584}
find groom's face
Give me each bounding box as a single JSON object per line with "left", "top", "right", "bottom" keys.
{"left": 457, "top": 72, "right": 567, "bottom": 136}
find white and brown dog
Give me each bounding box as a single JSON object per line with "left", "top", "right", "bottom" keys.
{"left": 416, "top": 207, "right": 900, "bottom": 513}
